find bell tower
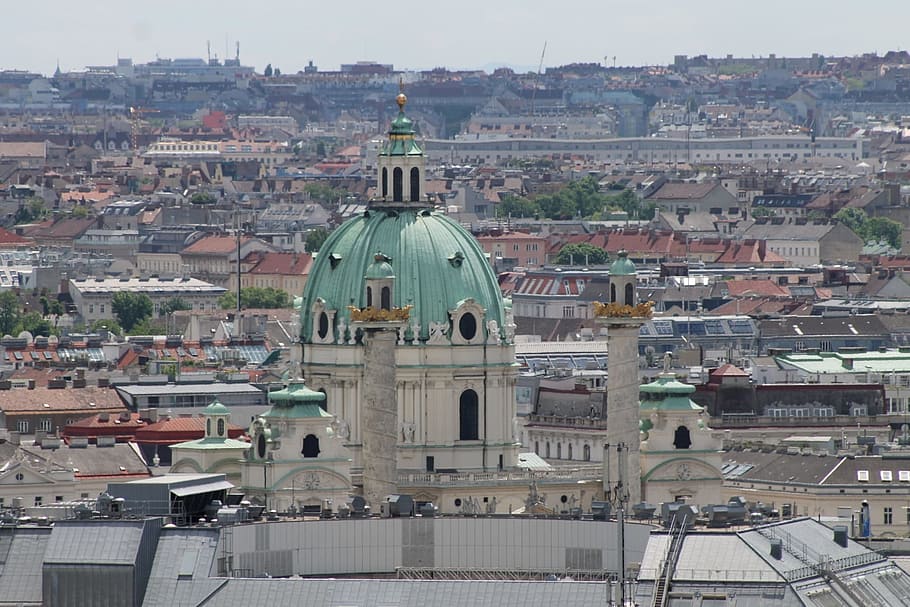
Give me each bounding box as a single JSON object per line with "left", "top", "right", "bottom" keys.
{"left": 375, "top": 84, "right": 425, "bottom": 206}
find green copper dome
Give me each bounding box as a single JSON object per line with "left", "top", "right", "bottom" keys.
{"left": 301, "top": 209, "right": 505, "bottom": 343}
{"left": 609, "top": 250, "right": 636, "bottom": 276}
{"left": 268, "top": 379, "right": 327, "bottom": 405}
{"left": 203, "top": 399, "right": 230, "bottom": 416}
{"left": 364, "top": 253, "right": 395, "bottom": 279}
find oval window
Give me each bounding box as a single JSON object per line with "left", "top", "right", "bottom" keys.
{"left": 257, "top": 432, "right": 267, "bottom": 459}
{"left": 317, "top": 311, "right": 329, "bottom": 339}
{"left": 217, "top": 419, "right": 225, "bottom": 436}
{"left": 459, "top": 313, "right": 477, "bottom": 341}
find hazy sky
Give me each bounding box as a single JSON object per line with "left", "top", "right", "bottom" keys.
{"left": 4, "top": 0, "right": 909, "bottom": 75}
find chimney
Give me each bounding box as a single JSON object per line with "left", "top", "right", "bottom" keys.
{"left": 770, "top": 538, "right": 783, "bottom": 560}
{"left": 833, "top": 525, "right": 848, "bottom": 548}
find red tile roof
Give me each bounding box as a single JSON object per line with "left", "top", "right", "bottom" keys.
{"left": 647, "top": 182, "right": 718, "bottom": 200}
{"left": 0, "top": 386, "right": 125, "bottom": 414}
{"left": 724, "top": 279, "right": 790, "bottom": 298}
{"left": 133, "top": 416, "right": 246, "bottom": 444}
{"left": 182, "top": 234, "right": 250, "bottom": 255}
{"left": 0, "top": 227, "right": 32, "bottom": 247}
{"left": 247, "top": 252, "right": 312, "bottom": 276}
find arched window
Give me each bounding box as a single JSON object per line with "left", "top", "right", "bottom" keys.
{"left": 206, "top": 419, "right": 211, "bottom": 436}
{"left": 610, "top": 283, "right": 616, "bottom": 303}
{"left": 366, "top": 286, "right": 373, "bottom": 308}
{"left": 557, "top": 443, "right": 562, "bottom": 459}
{"left": 535, "top": 441, "right": 539, "bottom": 455}
{"left": 545, "top": 442, "right": 551, "bottom": 458}
{"left": 410, "top": 167, "right": 420, "bottom": 202}
{"left": 673, "top": 425, "right": 692, "bottom": 449}
{"left": 380, "top": 286, "right": 391, "bottom": 310}
{"left": 625, "top": 283, "right": 634, "bottom": 306}
{"left": 459, "top": 389, "right": 479, "bottom": 440}
{"left": 393, "top": 167, "right": 403, "bottom": 202}
{"left": 567, "top": 443, "right": 573, "bottom": 460}
{"left": 302, "top": 434, "right": 320, "bottom": 458}
{"left": 583, "top": 444, "right": 591, "bottom": 461}
{"left": 217, "top": 419, "right": 225, "bottom": 436}
{"left": 381, "top": 168, "right": 388, "bottom": 198}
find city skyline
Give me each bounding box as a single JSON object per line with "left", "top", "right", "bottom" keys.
{"left": 4, "top": 0, "right": 909, "bottom": 75}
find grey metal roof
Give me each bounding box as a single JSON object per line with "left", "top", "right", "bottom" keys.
{"left": 196, "top": 579, "right": 614, "bottom": 607}
{"left": 143, "top": 528, "right": 225, "bottom": 607}
{"left": 675, "top": 534, "right": 781, "bottom": 583}
{"left": 44, "top": 520, "right": 145, "bottom": 565}
{"left": 0, "top": 527, "right": 51, "bottom": 604}
{"left": 115, "top": 383, "right": 265, "bottom": 396}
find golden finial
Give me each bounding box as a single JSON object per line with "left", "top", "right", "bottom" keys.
{"left": 396, "top": 77, "right": 407, "bottom": 110}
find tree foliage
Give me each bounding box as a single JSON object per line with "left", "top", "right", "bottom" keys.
{"left": 219, "top": 287, "right": 290, "bottom": 310}
{"left": 160, "top": 297, "right": 192, "bottom": 317}
{"left": 834, "top": 208, "right": 902, "bottom": 249}
{"left": 0, "top": 291, "right": 20, "bottom": 335}
{"left": 495, "top": 179, "right": 649, "bottom": 221}
{"left": 112, "top": 292, "right": 154, "bottom": 332}
{"left": 14, "top": 197, "right": 47, "bottom": 224}
{"left": 306, "top": 227, "right": 329, "bottom": 252}
{"left": 555, "top": 243, "right": 609, "bottom": 265}
{"left": 190, "top": 192, "right": 217, "bottom": 205}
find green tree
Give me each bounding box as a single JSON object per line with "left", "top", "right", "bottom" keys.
{"left": 15, "top": 312, "right": 52, "bottom": 337}
{"left": 111, "top": 292, "right": 154, "bottom": 332}
{"left": 833, "top": 207, "right": 867, "bottom": 233}
{"left": 864, "top": 217, "right": 903, "bottom": 249}
{"left": 219, "top": 287, "right": 290, "bottom": 310}
{"left": 306, "top": 227, "right": 330, "bottom": 253}
{"left": 496, "top": 194, "right": 539, "bottom": 219}
{"left": 160, "top": 297, "right": 191, "bottom": 317}
{"left": 71, "top": 205, "right": 89, "bottom": 218}
{"left": 90, "top": 318, "right": 122, "bottom": 336}
{"left": 128, "top": 317, "right": 166, "bottom": 336}
{"left": 555, "top": 243, "right": 609, "bottom": 266}
{"left": 190, "top": 192, "right": 217, "bottom": 205}
{"left": 0, "top": 291, "right": 20, "bottom": 335}
{"left": 751, "top": 206, "right": 776, "bottom": 218}
{"left": 304, "top": 182, "right": 347, "bottom": 205}
{"left": 14, "top": 197, "right": 47, "bottom": 224}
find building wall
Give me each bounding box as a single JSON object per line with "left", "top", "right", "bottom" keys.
{"left": 226, "top": 517, "right": 651, "bottom": 577}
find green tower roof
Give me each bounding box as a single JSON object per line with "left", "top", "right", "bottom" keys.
{"left": 381, "top": 92, "right": 423, "bottom": 156}
{"left": 364, "top": 253, "right": 395, "bottom": 279}
{"left": 203, "top": 399, "right": 230, "bottom": 416}
{"left": 301, "top": 209, "right": 505, "bottom": 343}
{"left": 609, "top": 250, "right": 636, "bottom": 276}
{"left": 639, "top": 374, "right": 703, "bottom": 411}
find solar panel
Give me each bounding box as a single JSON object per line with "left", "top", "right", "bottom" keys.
{"left": 653, "top": 321, "right": 674, "bottom": 336}
{"left": 704, "top": 319, "right": 726, "bottom": 335}
{"left": 728, "top": 320, "right": 753, "bottom": 334}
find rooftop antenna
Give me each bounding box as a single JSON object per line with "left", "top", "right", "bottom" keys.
{"left": 207, "top": 40, "right": 211, "bottom": 63}
{"left": 530, "top": 41, "right": 547, "bottom": 116}
{"left": 236, "top": 41, "right": 240, "bottom": 62}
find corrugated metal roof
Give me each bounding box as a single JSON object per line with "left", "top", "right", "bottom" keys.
{"left": 44, "top": 521, "right": 144, "bottom": 565}
{"left": 200, "top": 578, "right": 613, "bottom": 606}
{"left": 0, "top": 527, "right": 51, "bottom": 603}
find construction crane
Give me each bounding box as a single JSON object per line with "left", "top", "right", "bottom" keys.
{"left": 529, "top": 41, "right": 547, "bottom": 116}
{"left": 129, "top": 106, "right": 160, "bottom": 153}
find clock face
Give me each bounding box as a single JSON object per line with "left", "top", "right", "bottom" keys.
{"left": 302, "top": 471, "right": 320, "bottom": 490}
{"left": 676, "top": 463, "right": 692, "bottom": 480}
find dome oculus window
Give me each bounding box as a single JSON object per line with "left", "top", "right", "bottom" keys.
{"left": 459, "top": 313, "right": 477, "bottom": 341}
